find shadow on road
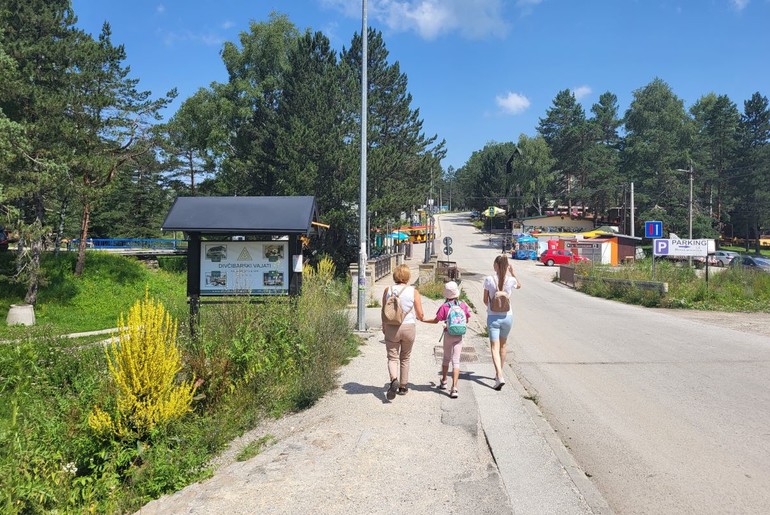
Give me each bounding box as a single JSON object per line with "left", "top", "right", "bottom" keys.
{"left": 341, "top": 381, "right": 440, "bottom": 403}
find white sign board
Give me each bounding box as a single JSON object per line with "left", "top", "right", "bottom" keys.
{"left": 200, "top": 241, "right": 289, "bottom": 295}
{"left": 653, "top": 239, "right": 710, "bottom": 257}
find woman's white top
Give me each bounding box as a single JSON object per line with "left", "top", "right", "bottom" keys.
{"left": 386, "top": 284, "right": 416, "bottom": 324}
{"left": 483, "top": 275, "right": 517, "bottom": 315}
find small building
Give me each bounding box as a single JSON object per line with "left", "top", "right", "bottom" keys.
{"left": 537, "top": 229, "right": 643, "bottom": 266}
{"left": 512, "top": 214, "right": 595, "bottom": 234}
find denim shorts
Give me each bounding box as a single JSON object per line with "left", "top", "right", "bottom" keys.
{"left": 486, "top": 312, "right": 513, "bottom": 341}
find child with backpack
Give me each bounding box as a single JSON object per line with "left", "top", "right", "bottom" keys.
{"left": 422, "top": 281, "right": 471, "bottom": 398}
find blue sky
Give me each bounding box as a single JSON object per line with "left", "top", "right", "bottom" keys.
{"left": 71, "top": 0, "right": 770, "bottom": 171}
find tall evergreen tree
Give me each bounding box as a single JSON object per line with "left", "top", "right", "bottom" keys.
{"left": 0, "top": 0, "right": 79, "bottom": 303}
{"left": 690, "top": 93, "right": 740, "bottom": 236}
{"left": 622, "top": 78, "right": 694, "bottom": 235}
{"left": 735, "top": 92, "right": 770, "bottom": 251}
{"left": 341, "top": 28, "right": 445, "bottom": 229}
{"left": 537, "top": 89, "right": 589, "bottom": 213}
{"left": 67, "top": 22, "right": 174, "bottom": 275}
{"left": 514, "top": 135, "right": 557, "bottom": 217}
{"left": 272, "top": 29, "right": 358, "bottom": 265}
{"left": 581, "top": 92, "right": 623, "bottom": 222}
{"left": 216, "top": 13, "right": 299, "bottom": 195}
{"left": 454, "top": 142, "right": 517, "bottom": 212}
{"left": 162, "top": 88, "right": 224, "bottom": 196}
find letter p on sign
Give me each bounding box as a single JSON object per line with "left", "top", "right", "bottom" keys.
{"left": 654, "top": 239, "right": 669, "bottom": 256}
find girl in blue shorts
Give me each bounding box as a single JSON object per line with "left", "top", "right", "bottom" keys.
{"left": 483, "top": 254, "right": 521, "bottom": 390}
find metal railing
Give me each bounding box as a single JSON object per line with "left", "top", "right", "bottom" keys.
{"left": 368, "top": 254, "right": 394, "bottom": 281}
{"left": 68, "top": 238, "right": 188, "bottom": 251}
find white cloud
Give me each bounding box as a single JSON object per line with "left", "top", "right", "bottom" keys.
{"left": 496, "top": 91, "right": 531, "bottom": 115}
{"left": 572, "top": 85, "right": 592, "bottom": 100}
{"left": 321, "top": 0, "right": 515, "bottom": 40}
{"left": 221, "top": 21, "right": 235, "bottom": 30}
{"left": 156, "top": 4, "right": 166, "bottom": 14}
{"left": 730, "top": 0, "right": 749, "bottom": 10}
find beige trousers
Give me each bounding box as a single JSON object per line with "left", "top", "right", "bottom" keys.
{"left": 383, "top": 323, "right": 417, "bottom": 384}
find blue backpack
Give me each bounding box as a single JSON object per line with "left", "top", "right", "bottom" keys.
{"left": 446, "top": 300, "right": 467, "bottom": 336}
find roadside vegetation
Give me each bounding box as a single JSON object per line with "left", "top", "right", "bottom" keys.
{"left": 0, "top": 253, "right": 358, "bottom": 513}
{"left": 576, "top": 256, "right": 770, "bottom": 311}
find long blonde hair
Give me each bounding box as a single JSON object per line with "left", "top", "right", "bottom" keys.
{"left": 494, "top": 254, "right": 509, "bottom": 290}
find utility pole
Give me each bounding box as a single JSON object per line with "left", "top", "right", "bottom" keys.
{"left": 677, "top": 164, "right": 695, "bottom": 267}
{"left": 630, "top": 182, "right": 635, "bottom": 237}
{"left": 356, "top": 0, "right": 368, "bottom": 331}
{"left": 688, "top": 165, "right": 693, "bottom": 268}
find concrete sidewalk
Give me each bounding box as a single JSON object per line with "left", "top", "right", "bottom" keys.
{"left": 138, "top": 257, "right": 607, "bottom": 514}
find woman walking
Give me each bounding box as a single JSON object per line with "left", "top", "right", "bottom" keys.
{"left": 483, "top": 254, "right": 521, "bottom": 390}
{"left": 381, "top": 264, "right": 424, "bottom": 400}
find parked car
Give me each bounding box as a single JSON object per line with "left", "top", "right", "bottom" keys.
{"left": 665, "top": 254, "right": 718, "bottom": 268}
{"left": 713, "top": 250, "right": 740, "bottom": 267}
{"left": 729, "top": 255, "right": 770, "bottom": 272}
{"left": 538, "top": 249, "right": 589, "bottom": 266}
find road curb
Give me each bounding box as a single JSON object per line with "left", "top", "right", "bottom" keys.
{"left": 505, "top": 363, "right": 614, "bottom": 514}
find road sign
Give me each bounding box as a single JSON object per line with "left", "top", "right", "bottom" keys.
{"left": 644, "top": 221, "right": 663, "bottom": 239}
{"left": 443, "top": 236, "right": 453, "bottom": 246}
{"left": 444, "top": 246, "right": 453, "bottom": 256}
{"left": 653, "top": 238, "right": 709, "bottom": 257}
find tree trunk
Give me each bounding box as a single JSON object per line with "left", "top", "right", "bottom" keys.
{"left": 54, "top": 196, "right": 69, "bottom": 256}
{"left": 188, "top": 151, "right": 196, "bottom": 196}
{"left": 74, "top": 202, "right": 91, "bottom": 276}
{"left": 22, "top": 195, "right": 47, "bottom": 305}
{"left": 23, "top": 236, "right": 42, "bottom": 305}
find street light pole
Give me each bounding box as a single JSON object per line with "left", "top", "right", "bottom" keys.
{"left": 677, "top": 165, "right": 694, "bottom": 267}
{"left": 356, "top": 0, "right": 368, "bottom": 331}
{"left": 689, "top": 165, "right": 693, "bottom": 241}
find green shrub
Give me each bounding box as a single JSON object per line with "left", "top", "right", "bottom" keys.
{"left": 157, "top": 256, "right": 187, "bottom": 273}
{"left": 577, "top": 258, "right": 770, "bottom": 311}
{"left": 417, "top": 279, "right": 445, "bottom": 300}
{"left": 0, "top": 253, "right": 360, "bottom": 512}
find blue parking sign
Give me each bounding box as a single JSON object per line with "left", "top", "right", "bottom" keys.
{"left": 645, "top": 221, "right": 663, "bottom": 239}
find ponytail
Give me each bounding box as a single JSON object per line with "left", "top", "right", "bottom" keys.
{"left": 494, "top": 254, "right": 509, "bottom": 290}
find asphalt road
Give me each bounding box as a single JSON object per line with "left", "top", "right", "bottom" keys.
{"left": 437, "top": 212, "right": 770, "bottom": 514}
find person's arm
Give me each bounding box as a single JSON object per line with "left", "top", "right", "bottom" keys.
{"left": 413, "top": 289, "right": 425, "bottom": 321}
{"left": 483, "top": 287, "right": 490, "bottom": 305}
{"left": 510, "top": 270, "right": 522, "bottom": 289}
{"left": 423, "top": 303, "right": 445, "bottom": 324}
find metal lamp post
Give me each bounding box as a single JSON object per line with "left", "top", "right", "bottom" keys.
{"left": 677, "top": 165, "right": 694, "bottom": 267}
{"left": 356, "top": 0, "right": 368, "bottom": 331}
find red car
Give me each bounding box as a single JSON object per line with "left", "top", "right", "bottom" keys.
{"left": 538, "top": 249, "right": 588, "bottom": 266}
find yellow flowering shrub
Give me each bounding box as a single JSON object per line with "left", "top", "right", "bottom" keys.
{"left": 88, "top": 292, "right": 196, "bottom": 439}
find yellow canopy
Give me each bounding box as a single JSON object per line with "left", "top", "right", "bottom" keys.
{"left": 482, "top": 206, "right": 506, "bottom": 217}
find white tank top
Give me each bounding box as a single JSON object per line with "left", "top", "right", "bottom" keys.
{"left": 387, "top": 285, "right": 416, "bottom": 324}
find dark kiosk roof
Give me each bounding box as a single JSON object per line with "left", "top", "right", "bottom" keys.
{"left": 161, "top": 196, "right": 317, "bottom": 234}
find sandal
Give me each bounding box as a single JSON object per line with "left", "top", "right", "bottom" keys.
{"left": 387, "top": 378, "right": 398, "bottom": 400}
{"left": 397, "top": 386, "right": 408, "bottom": 395}
{"left": 449, "top": 388, "right": 458, "bottom": 399}
{"left": 439, "top": 380, "right": 448, "bottom": 390}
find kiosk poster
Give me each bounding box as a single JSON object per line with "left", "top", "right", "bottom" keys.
{"left": 200, "top": 241, "right": 289, "bottom": 295}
